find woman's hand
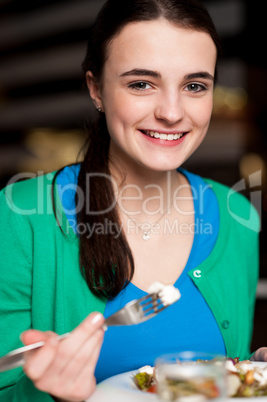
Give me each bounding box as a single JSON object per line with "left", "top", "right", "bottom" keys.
{"left": 21, "top": 312, "right": 105, "bottom": 402}
{"left": 251, "top": 347, "right": 267, "bottom": 361}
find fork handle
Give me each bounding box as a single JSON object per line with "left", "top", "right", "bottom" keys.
{"left": 104, "top": 310, "right": 129, "bottom": 326}
{"left": 0, "top": 333, "right": 71, "bottom": 372}
{"left": 16, "top": 332, "right": 71, "bottom": 355}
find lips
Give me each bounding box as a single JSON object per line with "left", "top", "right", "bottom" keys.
{"left": 140, "top": 130, "right": 187, "bottom": 141}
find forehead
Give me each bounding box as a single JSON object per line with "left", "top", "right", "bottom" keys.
{"left": 104, "top": 19, "right": 217, "bottom": 77}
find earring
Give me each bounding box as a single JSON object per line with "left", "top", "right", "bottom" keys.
{"left": 96, "top": 105, "right": 102, "bottom": 112}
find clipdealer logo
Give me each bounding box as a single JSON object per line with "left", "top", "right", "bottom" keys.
{"left": 4, "top": 169, "right": 262, "bottom": 234}
{"left": 227, "top": 170, "right": 261, "bottom": 232}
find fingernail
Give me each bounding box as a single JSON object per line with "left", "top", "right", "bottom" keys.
{"left": 92, "top": 313, "right": 103, "bottom": 325}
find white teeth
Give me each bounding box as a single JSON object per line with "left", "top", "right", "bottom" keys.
{"left": 146, "top": 131, "right": 184, "bottom": 140}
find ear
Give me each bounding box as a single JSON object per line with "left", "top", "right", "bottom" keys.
{"left": 86, "top": 71, "right": 104, "bottom": 112}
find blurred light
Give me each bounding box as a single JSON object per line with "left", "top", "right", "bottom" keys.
{"left": 20, "top": 128, "right": 86, "bottom": 173}
{"left": 224, "top": 87, "right": 248, "bottom": 110}
{"left": 213, "top": 86, "right": 248, "bottom": 117}
{"left": 239, "top": 153, "right": 266, "bottom": 188}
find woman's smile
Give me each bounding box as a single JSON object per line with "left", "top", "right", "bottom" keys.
{"left": 139, "top": 129, "right": 189, "bottom": 147}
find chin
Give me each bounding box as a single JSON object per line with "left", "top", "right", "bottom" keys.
{"left": 141, "top": 161, "right": 182, "bottom": 173}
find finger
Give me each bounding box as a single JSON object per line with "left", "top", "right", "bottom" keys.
{"left": 57, "top": 312, "right": 104, "bottom": 359}
{"left": 260, "top": 349, "right": 267, "bottom": 361}
{"left": 76, "top": 330, "right": 104, "bottom": 381}
{"left": 74, "top": 332, "right": 104, "bottom": 399}
{"left": 20, "top": 329, "right": 53, "bottom": 345}
{"left": 251, "top": 347, "right": 267, "bottom": 362}
{"left": 23, "top": 333, "right": 58, "bottom": 380}
{"left": 71, "top": 312, "right": 104, "bottom": 339}
{"left": 34, "top": 329, "right": 104, "bottom": 400}
{"left": 33, "top": 313, "right": 104, "bottom": 382}
{"left": 84, "top": 329, "right": 104, "bottom": 375}
{"left": 55, "top": 330, "right": 104, "bottom": 401}
{"left": 60, "top": 328, "right": 104, "bottom": 381}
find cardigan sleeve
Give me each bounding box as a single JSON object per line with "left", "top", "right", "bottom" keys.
{"left": 0, "top": 188, "right": 54, "bottom": 402}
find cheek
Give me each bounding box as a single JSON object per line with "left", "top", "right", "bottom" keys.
{"left": 105, "top": 106, "right": 134, "bottom": 133}
{"left": 104, "top": 91, "right": 147, "bottom": 129}
{"left": 103, "top": 98, "right": 136, "bottom": 146}
{"left": 189, "top": 97, "right": 213, "bottom": 130}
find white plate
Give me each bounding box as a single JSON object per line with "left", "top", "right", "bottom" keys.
{"left": 87, "top": 362, "right": 267, "bottom": 402}
{"left": 87, "top": 370, "right": 155, "bottom": 401}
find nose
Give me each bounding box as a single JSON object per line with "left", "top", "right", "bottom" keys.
{"left": 154, "top": 91, "right": 184, "bottom": 125}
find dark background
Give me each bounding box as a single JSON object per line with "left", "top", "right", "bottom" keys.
{"left": 0, "top": 0, "right": 266, "bottom": 352}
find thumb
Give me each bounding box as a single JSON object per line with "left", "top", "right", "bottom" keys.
{"left": 20, "top": 329, "right": 54, "bottom": 346}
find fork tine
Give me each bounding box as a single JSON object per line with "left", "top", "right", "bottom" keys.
{"left": 105, "top": 291, "right": 175, "bottom": 326}
{"left": 148, "top": 305, "right": 167, "bottom": 315}
{"left": 140, "top": 297, "right": 160, "bottom": 309}
{"left": 143, "top": 300, "right": 164, "bottom": 315}
{"left": 142, "top": 305, "right": 168, "bottom": 321}
{"left": 137, "top": 293, "right": 158, "bottom": 304}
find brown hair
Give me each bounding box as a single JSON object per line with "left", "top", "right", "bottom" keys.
{"left": 65, "top": 0, "right": 221, "bottom": 299}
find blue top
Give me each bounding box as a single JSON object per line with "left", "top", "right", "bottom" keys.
{"left": 57, "top": 164, "right": 226, "bottom": 383}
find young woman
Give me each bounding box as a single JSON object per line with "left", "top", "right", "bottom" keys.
{"left": 0, "top": 0, "right": 264, "bottom": 401}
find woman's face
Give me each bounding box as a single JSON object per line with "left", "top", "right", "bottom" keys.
{"left": 88, "top": 19, "right": 217, "bottom": 173}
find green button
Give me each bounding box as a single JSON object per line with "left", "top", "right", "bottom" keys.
{"left": 221, "top": 320, "right": 230, "bottom": 329}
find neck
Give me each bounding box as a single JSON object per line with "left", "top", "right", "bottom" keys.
{"left": 109, "top": 156, "right": 185, "bottom": 219}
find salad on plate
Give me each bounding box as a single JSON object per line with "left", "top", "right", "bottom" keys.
{"left": 133, "top": 358, "right": 267, "bottom": 398}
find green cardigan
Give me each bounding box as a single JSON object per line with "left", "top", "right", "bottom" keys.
{"left": 0, "top": 171, "right": 260, "bottom": 401}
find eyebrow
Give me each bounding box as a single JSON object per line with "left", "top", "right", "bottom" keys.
{"left": 184, "top": 72, "right": 214, "bottom": 81}
{"left": 120, "top": 69, "right": 161, "bottom": 78}
{"left": 120, "top": 69, "right": 214, "bottom": 81}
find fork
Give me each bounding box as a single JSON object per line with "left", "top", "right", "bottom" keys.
{"left": 0, "top": 291, "right": 172, "bottom": 372}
